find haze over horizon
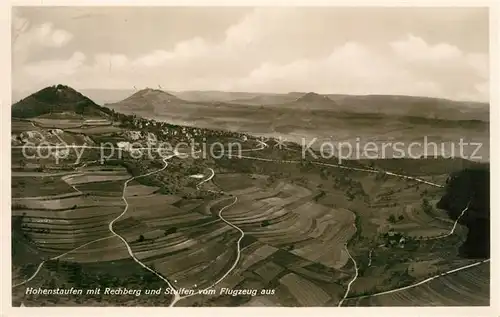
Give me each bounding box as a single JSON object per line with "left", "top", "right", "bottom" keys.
{"left": 12, "top": 7, "right": 489, "bottom": 103}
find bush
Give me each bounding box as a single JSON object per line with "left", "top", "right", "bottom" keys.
{"left": 164, "top": 227, "right": 177, "bottom": 236}
{"left": 422, "top": 198, "right": 432, "bottom": 213}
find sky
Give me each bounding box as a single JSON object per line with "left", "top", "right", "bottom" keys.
{"left": 12, "top": 7, "right": 489, "bottom": 102}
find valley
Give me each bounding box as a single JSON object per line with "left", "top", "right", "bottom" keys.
{"left": 10, "top": 85, "right": 490, "bottom": 307}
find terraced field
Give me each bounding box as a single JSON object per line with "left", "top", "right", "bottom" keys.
{"left": 215, "top": 155, "right": 488, "bottom": 304}
{"left": 11, "top": 116, "right": 489, "bottom": 307}
{"left": 343, "top": 261, "right": 489, "bottom": 306}
{"left": 172, "top": 173, "right": 355, "bottom": 306}
{"left": 11, "top": 164, "right": 132, "bottom": 267}
{"left": 12, "top": 175, "right": 76, "bottom": 198}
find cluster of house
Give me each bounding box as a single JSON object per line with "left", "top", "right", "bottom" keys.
{"left": 125, "top": 115, "right": 247, "bottom": 144}
{"left": 13, "top": 129, "right": 65, "bottom": 144}
{"left": 12, "top": 131, "right": 44, "bottom": 145}
{"left": 385, "top": 231, "right": 407, "bottom": 248}
{"left": 123, "top": 130, "right": 158, "bottom": 143}
{"left": 124, "top": 130, "right": 143, "bottom": 141}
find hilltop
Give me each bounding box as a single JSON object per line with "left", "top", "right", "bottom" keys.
{"left": 106, "top": 88, "right": 187, "bottom": 114}
{"left": 11, "top": 85, "right": 112, "bottom": 119}
{"left": 225, "top": 92, "right": 336, "bottom": 107}
{"left": 294, "top": 92, "right": 339, "bottom": 105}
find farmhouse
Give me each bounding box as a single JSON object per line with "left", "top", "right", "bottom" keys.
{"left": 398, "top": 236, "right": 406, "bottom": 248}
{"left": 50, "top": 129, "right": 64, "bottom": 135}
{"left": 20, "top": 131, "right": 43, "bottom": 141}
{"left": 125, "top": 130, "right": 142, "bottom": 141}
{"left": 117, "top": 141, "right": 131, "bottom": 151}
{"left": 383, "top": 231, "right": 407, "bottom": 247}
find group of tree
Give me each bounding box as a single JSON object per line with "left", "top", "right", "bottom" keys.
{"left": 421, "top": 198, "right": 433, "bottom": 214}
{"left": 164, "top": 227, "right": 177, "bottom": 236}
{"left": 387, "top": 214, "right": 404, "bottom": 224}
{"left": 261, "top": 220, "right": 271, "bottom": 227}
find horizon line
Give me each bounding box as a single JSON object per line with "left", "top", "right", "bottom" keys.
{"left": 11, "top": 85, "right": 491, "bottom": 105}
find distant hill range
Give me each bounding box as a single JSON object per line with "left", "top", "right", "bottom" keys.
{"left": 11, "top": 85, "right": 113, "bottom": 119}
{"left": 12, "top": 86, "right": 489, "bottom": 123}
{"left": 326, "top": 94, "right": 489, "bottom": 122}
{"left": 228, "top": 92, "right": 488, "bottom": 122}
{"left": 106, "top": 88, "right": 184, "bottom": 113}
{"left": 79, "top": 89, "right": 488, "bottom": 122}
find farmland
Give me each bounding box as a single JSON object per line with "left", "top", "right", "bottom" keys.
{"left": 11, "top": 108, "right": 489, "bottom": 307}
{"left": 343, "top": 261, "right": 489, "bottom": 306}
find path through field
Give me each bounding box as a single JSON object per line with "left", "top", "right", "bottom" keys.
{"left": 109, "top": 154, "right": 180, "bottom": 304}
{"left": 13, "top": 135, "right": 486, "bottom": 307}
{"left": 170, "top": 196, "right": 244, "bottom": 307}
{"left": 231, "top": 151, "right": 487, "bottom": 306}
{"left": 12, "top": 235, "right": 114, "bottom": 288}
{"left": 345, "top": 259, "right": 490, "bottom": 301}
{"left": 337, "top": 222, "right": 359, "bottom": 307}
{"left": 416, "top": 202, "right": 471, "bottom": 241}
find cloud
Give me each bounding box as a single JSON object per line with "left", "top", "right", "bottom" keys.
{"left": 12, "top": 11, "right": 76, "bottom": 93}
{"left": 391, "top": 34, "right": 463, "bottom": 62}
{"left": 14, "top": 20, "right": 73, "bottom": 53}
{"left": 23, "top": 52, "right": 86, "bottom": 77}
{"left": 13, "top": 9, "right": 489, "bottom": 102}
{"left": 14, "top": 52, "right": 85, "bottom": 93}
{"left": 226, "top": 42, "right": 445, "bottom": 97}
{"left": 388, "top": 34, "right": 488, "bottom": 101}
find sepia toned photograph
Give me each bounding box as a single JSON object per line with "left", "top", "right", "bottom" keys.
{"left": 10, "top": 5, "right": 490, "bottom": 308}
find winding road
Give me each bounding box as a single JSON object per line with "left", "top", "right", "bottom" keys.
{"left": 155, "top": 149, "right": 485, "bottom": 307}
{"left": 195, "top": 168, "right": 215, "bottom": 190}
{"left": 345, "top": 259, "right": 490, "bottom": 302}
{"left": 12, "top": 235, "right": 114, "bottom": 288}
{"left": 337, "top": 221, "right": 359, "bottom": 307}
{"left": 169, "top": 166, "right": 246, "bottom": 306}
{"left": 170, "top": 196, "right": 243, "bottom": 307}
{"left": 337, "top": 200, "right": 475, "bottom": 305}
{"left": 109, "top": 154, "right": 180, "bottom": 303}
{"left": 13, "top": 136, "right": 486, "bottom": 307}
{"left": 235, "top": 154, "right": 443, "bottom": 188}
{"left": 12, "top": 151, "right": 246, "bottom": 308}
{"left": 416, "top": 202, "right": 471, "bottom": 241}
{"left": 231, "top": 150, "right": 484, "bottom": 307}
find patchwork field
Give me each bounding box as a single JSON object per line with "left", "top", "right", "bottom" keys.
{"left": 343, "top": 261, "right": 489, "bottom": 306}
{"left": 11, "top": 114, "right": 489, "bottom": 307}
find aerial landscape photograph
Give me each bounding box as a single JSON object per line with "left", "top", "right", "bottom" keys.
{"left": 10, "top": 6, "right": 490, "bottom": 308}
